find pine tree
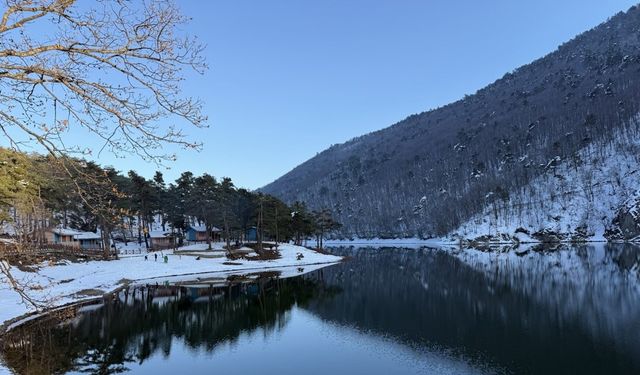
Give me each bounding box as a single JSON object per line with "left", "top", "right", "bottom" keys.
{"left": 191, "top": 174, "right": 218, "bottom": 250}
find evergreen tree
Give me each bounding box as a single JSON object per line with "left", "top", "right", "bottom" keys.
{"left": 218, "top": 177, "right": 237, "bottom": 254}
{"left": 290, "top": 201, "right": 315, "bottom": 246}
{"left": 191, "top": 174, "right": 218, "bottom": 250}
{"left": 152, "top": 171, "right": 168, "bottom": 231}
{"left": 235, "top": 188, "right": 257, "bottom": 242}
{"left": 312, "top": 208, "right": 342, "bottom": 249}
{"left": 127, "top": 171, "right": 157, "bottom": 249}
{"left": 262, "top": 195, "right": 292, "bottom": 244}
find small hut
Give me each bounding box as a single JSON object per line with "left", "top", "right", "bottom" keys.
{"left": 185, "top": 224, "right": 221, "bottom": 242}
{"left": 149, "top": 230, "right": 176, "bottom": 250}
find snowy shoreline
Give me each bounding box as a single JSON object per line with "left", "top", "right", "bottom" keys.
{"left": 324, "top": 237, "right": 639, "bottom": 247}
{"left": 0, "top": 243, "right": 343, "bottom": 337}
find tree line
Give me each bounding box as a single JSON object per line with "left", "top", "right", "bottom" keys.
{"left": 0, "top": 148, "right": 340, "bottom": 257}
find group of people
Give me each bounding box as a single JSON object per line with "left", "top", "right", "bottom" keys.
{"left": 144, "top": 252, "right": 169, "bottom": 263}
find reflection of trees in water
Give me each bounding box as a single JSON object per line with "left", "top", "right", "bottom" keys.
{"left": 3, "top": 246, "right": 638, "bottom": 375}
{"left": 454, "top": 243, "right": 640, "bottom": 354}
{"left": 1, "top": 274, "right": 338, "bottom": 375}
{"left": 313, "top": 245, "right": 640, "bottom": 375}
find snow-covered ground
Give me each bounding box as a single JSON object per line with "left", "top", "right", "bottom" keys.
{"left": 0, "top": 243, "right": 342, "bottom": 331}
{"left": 451, "top": 124, "right": 640, "bottom": 242}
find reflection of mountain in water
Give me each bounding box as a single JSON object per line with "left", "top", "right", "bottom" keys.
{"left": 3, "top": 246, "right": 639, "bottom": 375}
{"left": 1, "top": 273, "right": 336, "bottom": 375}
{"left": 454, "top": 244, "right": 640, "bottom": 357}
{"left": 313, "top": 245, "right": 640, "bottom": 374}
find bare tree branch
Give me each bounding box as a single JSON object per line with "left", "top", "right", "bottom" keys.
{"left": 0, "top": 0, "right": 208, "bottom": 162}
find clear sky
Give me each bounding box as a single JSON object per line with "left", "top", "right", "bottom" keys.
{"left": 9, "top": 1, "right": 640, "bottom": 189}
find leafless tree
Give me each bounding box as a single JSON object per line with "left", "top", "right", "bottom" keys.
{"left": 0, "top": 0, "right": 207, "bottom": 313}
{"left": 0, "top": 0, "right": 207, "bottom": 161}
{"left": 0, "top": 257, "right": 55, "bottom": 312}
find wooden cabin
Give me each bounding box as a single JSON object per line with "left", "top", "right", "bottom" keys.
{"left": 44, "top": 227, "right": 78, "bottom": 246}
{"left": 44, "top": 227, "right": 103, "bottom": 250}
{"left": 149, "top": 230, "right": 176, "bottom": 250}
{"left": 74, "top": 232, "right": 103, "bottom": 250}
{"left": 185, "top": 224, "right": 221, "bottom": 242}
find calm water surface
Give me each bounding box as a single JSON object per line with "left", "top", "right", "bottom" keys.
{"left": 2, "top": 244, "right": 640, "bottom": 374}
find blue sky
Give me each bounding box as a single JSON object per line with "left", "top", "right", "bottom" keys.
{"left": 8, "top": 1, "right": 640, "bottom": 189}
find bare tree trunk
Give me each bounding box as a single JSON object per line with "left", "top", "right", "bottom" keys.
{"left": 275, "top": 207, "right": 279, "bottom": 245}
{"left": 137, "top": 214, "right": 142, "bottom": 245}
{"left": 143, "top": 217, "right": 150, "bottom": 250}
{"left": 110, "top": 232, "right": 118, "bottom": 260}
{"left": 224, "top": 214, "right": 231, "bottom": 256}
{"left": 171, "top": 227, "right": 177, "bottom": 251}
{"left": 101, "top": 223, "right": 111, "bottom": 260}
{"left": 122, "top": 218, "right": 129, "bottom": 246}
{"left": 257, "top": 200, "right": 264, "bottom": 251}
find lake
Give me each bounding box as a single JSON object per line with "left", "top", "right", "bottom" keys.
{"left": 2, "top": 244, "right": 640, "bottom": 374}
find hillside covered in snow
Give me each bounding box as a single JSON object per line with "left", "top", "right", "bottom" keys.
{"left": 451, "top": 122, "right": 640, "bottom": 243}
{"left": 262, "top": 5, "right": 640, "bottom": 240}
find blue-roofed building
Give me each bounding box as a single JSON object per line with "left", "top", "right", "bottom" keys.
{"left": 186, "top": 224, "right": 221, "bottom": 242}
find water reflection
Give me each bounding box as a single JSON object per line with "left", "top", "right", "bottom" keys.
{"left": 315, "top": 244, "right": 640, "bottom": 374}
{"left": 2, "top": 244, "right": 640, "bottom": 375}
{"left": 1, "top": 271, "right": 338, "bottom": 374}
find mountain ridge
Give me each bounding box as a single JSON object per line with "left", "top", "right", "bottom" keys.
{"left": 262, "top": 5, "right": 640, "bottom": 239}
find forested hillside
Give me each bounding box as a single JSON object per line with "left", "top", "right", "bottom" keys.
{"left": 451, "top": 122, "right": 640, "bottom": 242}
{"left": 262, "top": 5, "right": 640, "bottom": 239}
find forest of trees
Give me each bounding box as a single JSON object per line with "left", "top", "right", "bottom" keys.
{"left": 0, "top": 148, "right": 341, "bottom": 256}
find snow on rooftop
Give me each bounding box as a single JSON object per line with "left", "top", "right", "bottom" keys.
{"left": 51, "top": 227, "right": 81, "bottom": 236}
{"left": 188, "top": 224, "right": 221, "bottom": 232}
{"left": 148, "top": 230, "right": 173, "bottom": 238}
{"left": 50, "top": 227, "right": 101, "bottom": 240}
{"left": 73, "top": 232, "right": 101, "bottom": 240}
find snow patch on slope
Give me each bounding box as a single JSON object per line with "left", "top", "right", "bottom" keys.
{"left": 451, "top": 123, "right": 640, "bottom": 242}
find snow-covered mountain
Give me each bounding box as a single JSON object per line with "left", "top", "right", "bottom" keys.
{"left": 262, "top": 5, "right": 640, "bottom": 240}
